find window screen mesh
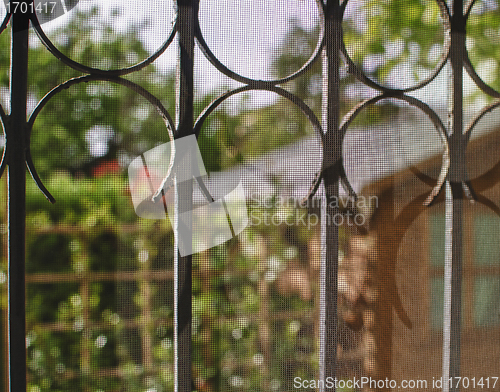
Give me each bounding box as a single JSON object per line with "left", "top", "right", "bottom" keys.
{"left": 0, "top": 0, "right": 498, "bottom": 391}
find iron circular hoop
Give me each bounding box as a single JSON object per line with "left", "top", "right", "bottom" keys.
{"left": 27, "top": 75, "right": 176, "bottom": 195}
{"left": 194, "top": 84, "right": 325, "bottom": 191}
{"left": 465, "top": 100, "right": 500, "bottom": 140}
{"left": 28, "top": 74, "right": 176, "bottom": 137}
{"left": 194, "top": 85, "right": 324, "bottom": 144}
{"left": 0, "top": 8, "right": 10, "bottom": 34}
{"left": 193, "top": 85, "right": 326, "bottom": 203}
{"left": 30, "top": 6, "right": 177, "bottom": 76}
{"left": 340, "top": 0, "right": 451, "bottom": 94}
{"left": 195, "top": 0, "right": 325, "bottom": 86}
{"left": 340, "top": 93, "right": 450, "bottom": 202}
{"left": 462, "top": 101, "right": 500, "bottom": 185}
{"left": 463, "top": 0, "right": 500, "bottom": 99}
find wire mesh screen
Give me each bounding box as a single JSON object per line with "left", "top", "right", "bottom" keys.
{"left": 0, "top": 0, "right": 499, "bottom": 391}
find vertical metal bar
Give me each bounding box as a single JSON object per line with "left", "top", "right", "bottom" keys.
{"left": 443, "top": 0, "right": 465, "bottom": 391}
{"left": 319, "top": 1, "right": 342, "bottom": 390}
{"left": 8, "top": 6, "right": 30, "bottom": 392}
{"left": 1, "top": 181, "right": 7, "bottom": 392}
{"left": 443, "top": 182, "right": 453, "bottom": 392}
{"left": 318, "top": 194, "right": 326, "bottom": 390}
{"left": 174, "top": 1, "right": 196, "bottom": 391}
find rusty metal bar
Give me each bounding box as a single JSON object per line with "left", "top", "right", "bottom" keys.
{"left": 319, "top": 1, "right": 342, "bottom": 390}
{"left": 174, "top": 1, "right": 196, "bottom": 391}
{"left": 8, "top": 4, "right": 30, "bottom": 392}
{"left": 443, "top": 0, "right": 465, "bottom": 391}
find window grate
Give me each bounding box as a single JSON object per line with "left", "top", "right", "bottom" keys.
{"left": 2, "top": 0, "right": 499, "bottom": 391}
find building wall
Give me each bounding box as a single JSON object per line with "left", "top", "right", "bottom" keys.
{"left": 365, "top": 160, "right": 500, "bottom": 391}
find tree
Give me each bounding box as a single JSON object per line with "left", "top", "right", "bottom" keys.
{"left": 19, "top": 5, "right": 175, "bottom": 179}
{"left": 270, "top": 0, "right": 500, "bottom": 130}
{"left": 4, "top": 2, "right": 500, "bottom": 391}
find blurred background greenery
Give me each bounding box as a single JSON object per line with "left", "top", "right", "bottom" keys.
{"left": 0, "top": 0, "right": 498, "bottom": 391}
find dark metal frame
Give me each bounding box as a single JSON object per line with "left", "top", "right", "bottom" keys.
{"left": 1, "top": 0, "right": 499, "bottom": 390}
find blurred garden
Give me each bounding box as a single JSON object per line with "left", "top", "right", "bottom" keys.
{"left": 0, "top": 0, "right": 498, "bottom": 391}
{"left": 0, "top": 4, "right": 326, "bottom": 391}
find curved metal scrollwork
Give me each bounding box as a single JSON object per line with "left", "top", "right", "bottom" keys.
{"left": 315, "top": 0, "right": 500, "bottom": 209}
{"left": 180, "top": 0, "right": 499, "bottom": 356}
{"left": 2, "top": 1, "right": 500, "bottom": 388}
{"left": 0, "top": 6, "right": 177, "bottom": 204}
{"left": 25, "top": 74, "right": 176, "bottom": 202}
{"left": 326, "top": 0, "right": 500, "bottom": 349}
{"left": 340, "top": 0, "right": 452, "bottom": 94}
{"left": 4, "top": 0, "right": 497, "bottom": 318}
{"left": 195, "top": 0, "right": 325, "bottom": 86}
{"left": 194, "top": 0, "right": 332, "bottom": 201}
{"left": 30, "top": 8, "right": 177, "bottom": 76}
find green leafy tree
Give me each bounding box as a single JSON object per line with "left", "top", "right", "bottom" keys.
{"left": 23, "top": 6, "right": 176, "bottom": 178}
{"left": 270, "top": 0, "right": 500, "bottom": 132}
{"left": 2, "top": 2, "right": 500, "bottom": 391}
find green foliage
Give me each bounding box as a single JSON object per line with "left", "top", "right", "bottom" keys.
{"left": 21, "top": 168, "right": 322, "bottom": 391}
{"left": 3, "top": 1, "right": 500, "bottom": 391}
{"left": 466, "top": 0, "right": 500, "bottom": 102}
{"left": 343, "top": 0, "right": 445, "bottom": 86}
{"left": 24, "top": 173, "right": 176, "bottom": 391}
{"left": 22, "top": 6, "right": 177, "bottom": 178}
{"left": 199, "top": 99, "right": 315, "bottom": 170}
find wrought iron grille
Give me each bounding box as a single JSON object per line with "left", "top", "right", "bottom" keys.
{"left": 1, "top": 0, "right": 499, "bottom": 391}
